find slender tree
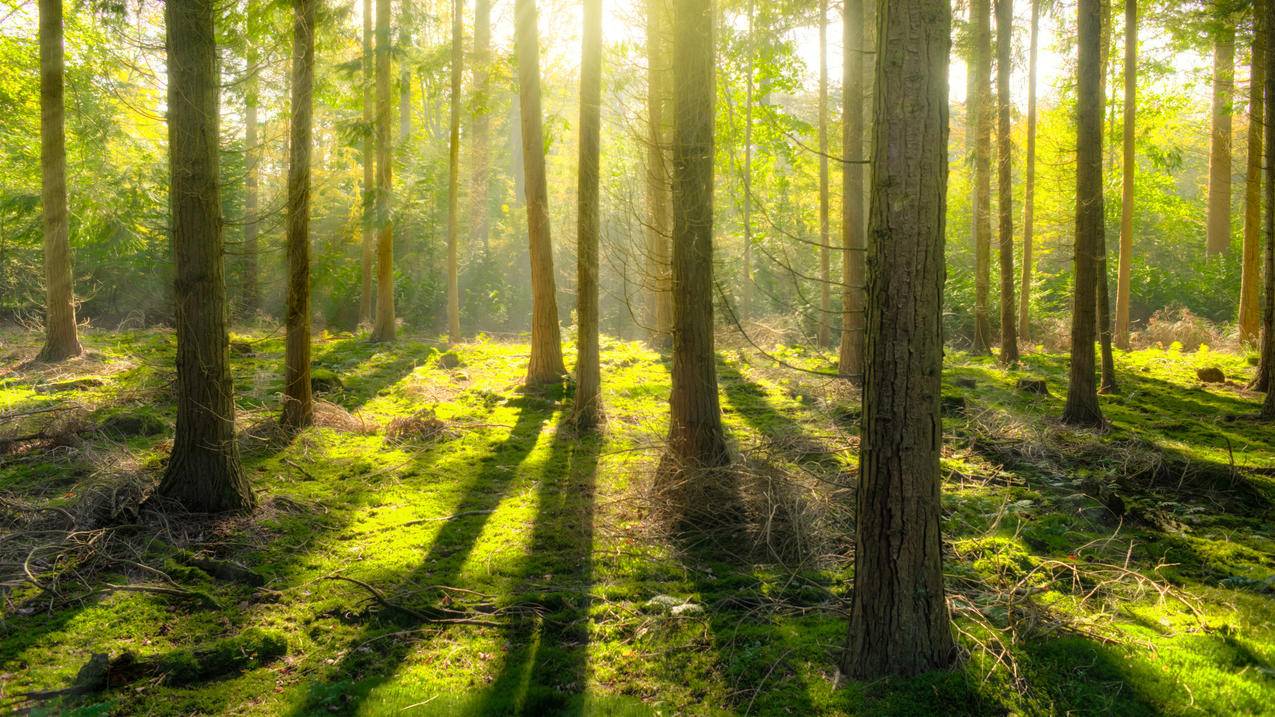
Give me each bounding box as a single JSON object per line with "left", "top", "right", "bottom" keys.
{"left": 470, "top": 0, "right": 492, "bottom": 257}
{"left": 445, "top": 0, "right": 462, "bottom": 342}
{"left": 1241, "top": 0, "right": 1266, "bottom": 345}
{"left": 1262, "top": 0, "right": 1275, "bottom": 415}
{"left": 664, "top": 0, "right": 729, "bottom": 477}
{"left": 1206, "top": 10, "right": 1236, "bottom": 256}
{"left": 371, "top": 0, "right": 396, "bottom": 342}
{"left": 844, "top": 0, "right": 955, "bottom": 678}
{"left": 399, "top": 0, "right": 412, "bottom": 145}
{"left": 838, "top": 0, "right": 864, "bottom": 379}
{"left": 1019, "top": 0, "right": 1040, "bottom": 340}
{"left": 741, "top": 0, "right": 754, "bottom": 323}
{"left": 36, "top": 0, "right": 81, "bottom": 363}
{"left": 159, "top": 0, "right": 253, "bottom": 512}
{"left": 359, "top": 0, "right": 374, "bottom": 326}
{"left": 1115, "top": 0, "right": 1136, "bottom": 350}
{"left": 971, "top": 0, "right": 994, "bottom": 353}
{"left": 995, "top": 0, "right": 1018, "bottom": 364}
{"left": 1063, "top": 0, "right": 1106, "bottom": 427}
{"left": 514, "top": 0, "right": 566, "bottom": 383}
{"left": 1096, "top": 0, "right": 1117, "bottom": 393}
{"left": 573, "top": 0, "right": 603, "bottom": 431}
{"left": 282, "top": 0, "right": 315, "bottom": 431}
{"left": 817, "top": 0, "right": 831, "bottom": 346}
{"left": 644, "top": 0, "right": 673, "bottom": 346}
{"left": 242, "top": 0, "right": 260, "bottom": 319}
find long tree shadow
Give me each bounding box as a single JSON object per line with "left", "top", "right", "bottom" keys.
{"left": 288, "top": 396, "right": 552, "bottom": 715}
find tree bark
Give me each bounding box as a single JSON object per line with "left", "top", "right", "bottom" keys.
{"left": 36, "top": 0, "right": 81, "bottom": 363}
{"left": 995, "top": 0, "right": 1018, "bottom": 364}
{"left": 573, "top": 0, "right": 603, "bottom": 431}
{"left": 160, "top": 0, "right": 253, "bottom": 513}
{"left": 664, "top": 0, "right": 729, "bottom": 477}
{"left": 971, "top": 0, "right": 993, "bottom": 353}
{"left": 371, "top": 0, "right": 396, "bottom": 342}
{"left": 1241, "top": 0, "right": 1266, "bottom": 345}
{"left": 360, "top": 0, "right": 374, "bottom": 326}
{"left": 1207, "top": 17, "right": 1236, "bottom": 256}
{"left": 1115, "top": 0, "right": 1136, "bottom": 350}
{"left": 1096, "top": 0, "right": 1117, "bottom": 393}
{"left": 470, "top": 0, "right": 492, "bottom": 257}
{"left": 645, "top": 0, "right": 673, "bottom": 347}
{"left": 1019, "top": 0, "right": 1038, "bottom": 341}
{"left": 817, "top": 0, "right": 830, "bottom": 347}
{"left": 1262, "top": 0, "right": 1275, "bottom": 416}
{"left": 741, "top": 0, "right": 754, "bottom": 326}
{"left": 446, "top": 0, "right": 463, "bottom": 342}
{"left": 838, "top": 0, "right": 864, "bottom": 380}
{"left": 514, "top": 0, "right": 567, "bottom": 384}
{"left": 242, "top": 0, "right": 260, "bottom": 319}
{"left": 844, "top": 0, "right": 955, "bottom": 679}
{"left": 1063, "top": 0, "right": 1106, "bottom": 427}
{"left": 282, "top": 0, "right": 314, "bottom": 431}
{"left": 399, "top": 0, "right": 412, "bottom": 146}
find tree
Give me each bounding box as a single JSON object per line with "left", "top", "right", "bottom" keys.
{"left": 371, "top": 0, "right": 396, "bottom": 342}
{"left": 445, "top": 0, "right": 462, "bottom": 342}
{"left": 1240, "top": 0, "right": 1266, "bottom": 345}
{"left": 1019, "top": 0, "right": 1040, "bottom": 341}
{"left": 844, "top": 0, "right": 955, "bottom": 678}
{"left": 573, "top": 0, "right": 603, "bottom": 431}
{"left": 995, "top": 0, "right": 1018, "bottom": 364}
{"left": 36, "top": 0, "right": 82, "bottom": 363}
{"left": 817, "top": 0, "right": 831, "bottom": 346}
{"left": 664, "top": 0, "right": 729, "bottom": 477}
{"left": 1206, "top": 7, "right": 1236, "bottom": 256}
{"left": 1115, "top": 0, "right": 1136, "bottom": 350}
{"left": 399, "top": 0, "right": 412, "bottom": 145}
{"left": 741, "top": 0, "right": 754, "bottom": 325}
{"left": 1062, "top": 0, "right": 1106, "bottom": 428}
{"left": 359, "top": 0, "right": 374, "bottom": 326}
{"left": 158, "top": 0, "right": 253, "bottom": 512}
{"left": 971, "top": 0, "right": 994, "bottom": 353}
{"left": 1096, "top": 0, "right": 1117, "bottom": 393}
{"left": 242, "top": 0, "right": 261, "bottom": 319}
{"left": 470, "top": 0, "right": 492, "bottom": 257}
{"left": 514, "top": 0, "right": 566, "bottom": 384}
{"left": 1263, "top": 0, "right": 1275, "bottom": 418}
{"left": 281, "top": 0, "right": 314, "bottom": 431}
{"left": 644, "top": 0, "right": 673, "bottom": 346}
{"left": 838, "top": 0, "right": 864, "bottom": 379}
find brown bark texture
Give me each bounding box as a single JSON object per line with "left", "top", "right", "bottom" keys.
{"left": 372, "top": 0, "right": 396, "bottom": 342}
{"left": 282, "top": 0, "right": 315, "bottom": 431}
{"left": 573, "top": 0, "right": 604, "bottom": 431}
{"left": 838, "top": 0, "right": 864, "bottom": 380}
{"left": 996, "top": 0, "right": 1018, "bottom": 364}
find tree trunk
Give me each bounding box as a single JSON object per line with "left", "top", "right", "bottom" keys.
{"left": 1063, "top": 0, "right": 1106, "bottom": 428}
{"left": 838, "top": 0, "right": 864, "bottom": 380}
{"left": 1263, "top": 0, "right": 1275, "bottom": 416}
{"left": 1115, "top": 0, "right": 1136, "bottom": 350}
{"left": 159, "top": 0, "right": 253, "bottom": 512}
{"left": 573, "top": 0, "right": 603, "bottom": 431}
{"left": 645, "top": 0, "right": 673, "bottom": 347}
{"left": 399, "top": 0, "right": 412, "bottom": 146}
{"left": 664, "top": 0, "right": 729, "bottom": 479}
{"left": 1207, "top": 18, "right": 1236, "bottom": 256}
{"left": 282, "top": 0, "right": 314, "bottom": 431}
{"left": 371, "top": 0, "right": 396, "bottom": 342}
{"left": 817, "top": 0, "right": 831, "bottom": 347}
{"left": 1019, "top": 0, "right": 1038, "bottom": 341}
{"left": 1241, "top": 0, "right": 1266, "bottom": 345}
{"left": 470, "top": 0, "right": 492, "bottom": 257}
{"left": 995, "top": 0, "right": 1018, "bottom": 364}
{"left": 741, "top": 0, "right": 754, "bottom": 325}
{"left": 1096, "top": 0, "right": 1117, "bottom": 393}
{"left": 446, "top": 0, "right": 463, "bottom": 342}
{"left": 36, "top": 0, "right": 81, "bottom": 363}
{"left": 971, "top": 0, "right": 993, "bottom": 353}
{"left": 242, "top": 0, "right": 260, "bottom": 319}
{"left": 360, "top": 0, "right": 374, "bottom": 326}
{"left": 514, "top": 0, "right": 566, "bottom": 384}
{"left": 844, "top": 0, "right": 955, "bottom": 679}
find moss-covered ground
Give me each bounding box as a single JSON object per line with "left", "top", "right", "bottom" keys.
{"left": 1, "top": 328, "right": 1273, "bottom": 715}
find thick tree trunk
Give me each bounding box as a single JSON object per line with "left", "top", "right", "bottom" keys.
{"left": 360, "top": 0, "right": 374, "bottom": 326}
{"left": 1096, "top": 0, "right": 1117, "bottom": 393}
{"left": 1241, "top": 0, "right": 1266, "bottom": 346}
{"left": 664, "top": 0, "right": 729, "bottom": 478}
{"left": 741, "top": 0, "right": 754, "bottom": 324}
{"left": 1207, "top": 19, "right": 1236, "bottom": 256}
{"left": 995, "top": 0, "right": 1018, "bottom": 364}
{"left": 470, "top": 0, "right": 492, "bottom": 257}
{"left": 1019, "top": 0, "right": 1039, "bottom": 341}
{"left": 1063, "top": 0, "right": 1106, "bottom": 428}
{"left": 844, "top": 0, "right": 955, "bottom": 679}
{"left": 160, "top": 0, "right": 253, "bottom": 513}
{"left": 446, "top": 0, "right": 463, "bottom": 342}
{"left": 514, "top": 0, "right": 566, "bottom": 384}
{"left": 645, "top": 0, "right": 673, "bottom": 347}
{"left": 1115, "top": 0, "right": 1136, "bottom": 350}
{"left": 371, "top": 0, "right": 396, "bottom": 342}
{"left": 242, "top": 0, "right": 260, "bottom": 319}
{"left": 36, "top": 0, "right": 81, "bottom": 363}
{"left": 282, "top": 0, "right": 314, "bottom": 431}
{"left": 972, "top": 0, "right": 993, "bottom": 353}
{"left": 573, "top": 0, "right": 603, "bottom": 431}
{"left": 817, "top": 0, "right": 830, "bottom": 346}
{"left": 838, "top": 0, "right": 864, "bottom": 380}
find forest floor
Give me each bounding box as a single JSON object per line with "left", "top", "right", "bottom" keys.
{"left": 1, "top": 327, "right": 1273, "bottom": 716}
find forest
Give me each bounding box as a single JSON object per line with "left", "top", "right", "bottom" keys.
{"left": 1, "top": 0, "right": 1275, "bottom": 713}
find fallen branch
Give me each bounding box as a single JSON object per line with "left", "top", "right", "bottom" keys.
{"left": 323, "top": 575, "right": 499, "bottom": 627}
